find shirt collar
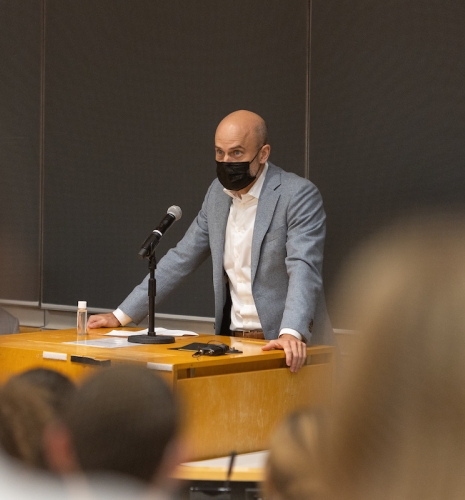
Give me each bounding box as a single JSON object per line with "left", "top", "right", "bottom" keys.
{"left": 223, "top": 162, "right": 269, "bottom": 201}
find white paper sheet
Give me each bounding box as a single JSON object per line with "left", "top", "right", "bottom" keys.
{"left": 105, "top": 327, "right": 198, "bottom": 337}
{"left": 181, "top": 451, "right": 269, "bottom": 470}
{"left": 63, "top": 338, "right": 140, "bottom": 348}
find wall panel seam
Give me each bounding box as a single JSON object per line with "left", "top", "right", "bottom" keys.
{"left": 38, "top": 0, "right": 46, "bottom": 305}
{"left": 305, "top": 0, "right": 312, "bottom": 180}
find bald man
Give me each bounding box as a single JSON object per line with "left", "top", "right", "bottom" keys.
{"left": 88, "top": 111, "right": 333, "bottom": 372}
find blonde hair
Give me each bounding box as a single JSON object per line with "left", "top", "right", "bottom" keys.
{"left": 264, "top": 408, "right": 328, "bottom": 500}
{"left": 327, "top": 212, "right": 465, "bottom": 500}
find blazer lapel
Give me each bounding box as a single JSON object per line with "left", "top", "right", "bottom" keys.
{"left": 210, "top": 189, "right": 232, "bottom": 262}
{"left": 251, "top": 164, "right": 281, "bottom": 283}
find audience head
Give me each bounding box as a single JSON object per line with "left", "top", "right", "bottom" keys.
{"left": 327, "top": 211, "right": 465, "bottom": 500}
{"left": 45, "top": 365, "right": 181, "bottom": 487}
{"left": 264, "top": 408, "right": 328, "bottom": 500}
{"left": 0, "top": 368, "right": 75, "bottom": 469}
{"left": 0, "top": 378, "right": 54, "bottom": 469}
{"left": 13, "top": 368, "right": 76, "bottom": 416}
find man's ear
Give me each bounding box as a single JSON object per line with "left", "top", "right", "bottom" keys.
{"left": 42, "top": 421, "right": 80, "bottom": 475}
{"left": 260, "top": 144, "right": 271, "bottom": 164}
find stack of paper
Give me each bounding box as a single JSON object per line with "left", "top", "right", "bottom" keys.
{"left": 105, "top": 327, "right": 199, "bottom": 337}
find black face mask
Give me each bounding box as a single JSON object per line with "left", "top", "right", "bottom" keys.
{"left": 216, "top": 147, "right": 263, "bottom": 191}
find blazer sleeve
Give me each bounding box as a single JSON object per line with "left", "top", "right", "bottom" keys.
{"left": 280, "top": 181, "right": 326, "bottom": 338}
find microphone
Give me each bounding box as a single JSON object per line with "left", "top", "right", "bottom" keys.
{"left": 139, "top": 206, "right": 182, "bottom": 258}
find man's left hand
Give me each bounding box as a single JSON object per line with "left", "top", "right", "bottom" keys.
{"left": 261, "top": 334, "right": 307, "bottom": 373}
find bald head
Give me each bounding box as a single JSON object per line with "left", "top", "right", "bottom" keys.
{"left": 214, "top": 110, "right": 271, "bottom": 193}
{"left": 216, "top": 110, "right": 268, "bottom": 149}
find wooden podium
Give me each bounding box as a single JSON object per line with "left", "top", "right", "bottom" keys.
{"left": 0, "top": 328, "right": 334, "bottom": 461}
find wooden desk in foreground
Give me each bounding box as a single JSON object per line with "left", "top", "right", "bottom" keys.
{"left": 0, "top": 329, "right": 334, "bottom": 461}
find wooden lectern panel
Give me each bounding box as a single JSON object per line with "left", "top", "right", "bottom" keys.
{"left": 177, "top": 362, "right": 333, "bottom": 460}
{"left": 0, "top": 329, "right": 334, "bottom": 460}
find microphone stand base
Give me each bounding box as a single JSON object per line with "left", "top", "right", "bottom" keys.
{"left": 128, "top": 335, "right": 175, "bottom": 345}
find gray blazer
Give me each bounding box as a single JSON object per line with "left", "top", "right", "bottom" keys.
{"left": 119, "top": 162, "right": 333, "bottom": 344}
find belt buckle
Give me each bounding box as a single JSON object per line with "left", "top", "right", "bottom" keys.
{"left": 237, "top": 329, "right": 265, "bottom": 340}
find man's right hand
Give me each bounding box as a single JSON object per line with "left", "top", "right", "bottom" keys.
{"left": 87, "top": 313, "right": 121, "bottom": 329}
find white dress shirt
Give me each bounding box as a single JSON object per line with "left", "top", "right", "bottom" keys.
{"left": 115, "top": 162, "right": 302, "bottom": 340}
{"left": 223, "top": 164, "right": 266, "bottom": 332}
{"left": 223, "top": 163, "right": 301, "bottom": 340}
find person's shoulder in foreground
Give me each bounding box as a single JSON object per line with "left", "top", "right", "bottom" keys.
{"left": 0, "top": 307, "right": 19, "bottom": 335}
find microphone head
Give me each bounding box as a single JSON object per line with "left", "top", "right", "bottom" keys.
{"left": 167, "top": 205, "right": 182, "bottom": 221}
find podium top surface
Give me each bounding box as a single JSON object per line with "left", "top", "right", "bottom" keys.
{"left": 0, "top": 328, "right": 333, "bottom": 371}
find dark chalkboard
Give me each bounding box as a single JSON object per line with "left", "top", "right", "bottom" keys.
{"left": 310, "top": 0, "right": 465, "bottom": 325}
{"left": 3, "top": 0, "right": 464, "bottom": 330}
{"left": 41, "top": 0, "right": 310, "bottom": 315}
{"left": 0, "top": 1, "right": 41, "bottom": 303}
